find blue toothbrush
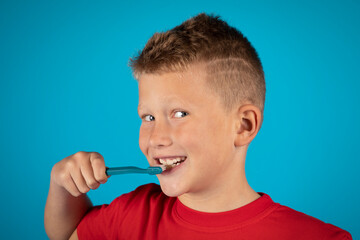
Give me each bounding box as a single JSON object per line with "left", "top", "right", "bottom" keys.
{"left": 106, "top": 166, "right": 166, "bottom": 176}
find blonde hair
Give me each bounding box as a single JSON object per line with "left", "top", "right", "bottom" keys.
{"left": 129, "top": 13, "right": 265, "bottom": 113}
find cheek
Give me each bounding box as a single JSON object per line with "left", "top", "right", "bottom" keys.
{"left": 173, "top": 121, "right": 210, "bottom": 155}
{"left": 179, "top": 117, "right": 231, "bottom": 163}
{"left": 173, "top": 122, "right": 197, "bottom": 145}
{"left": 138, "top": 126, "right": 149, "bottom": 154}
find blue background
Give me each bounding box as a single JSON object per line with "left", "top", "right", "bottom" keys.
{"left": 1, "top": 0, "right": 359, "bottom": 239}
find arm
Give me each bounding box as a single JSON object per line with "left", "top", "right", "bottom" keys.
{"left": 69, "top": 229, "right": 79, "bottom": 240}
{"left": 44, "top": 151, "right": 108, "bottom": 240}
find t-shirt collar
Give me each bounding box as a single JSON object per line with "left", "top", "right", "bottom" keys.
{"left": 174, "top": 193, "right": 276, "bottom": 228}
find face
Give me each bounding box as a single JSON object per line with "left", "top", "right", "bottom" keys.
{"left": 138, "top": 65, "right": 239, "bottom": 199}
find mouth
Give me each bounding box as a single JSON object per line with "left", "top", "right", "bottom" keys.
{"left": 154, "top": 156, "right": 187, "bottom": 171}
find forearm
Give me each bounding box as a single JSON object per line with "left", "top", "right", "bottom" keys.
{"left": 44, "top": 181, "right": 92, "bottom": 240}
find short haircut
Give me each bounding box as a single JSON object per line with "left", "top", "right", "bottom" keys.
{"left": 129, "top": 13, "right": 266, "bottom": 114}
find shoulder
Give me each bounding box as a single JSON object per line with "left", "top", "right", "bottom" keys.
{"left": 130, "top": 182, "right": 162, "bottom": 196}
{"left": 266, "top": 201, "right": 352, "bottom": 239}
{"left": 77, "top": 183, "right": 166, "bottom": 239}
{"left": 114, "top": 183, "right": 163, "bottom": 204}
{"left": 107, "top": 183, "right": 168, "bottom": 213}
{"left": 80, "top": 183, "right": 163, "bottom": 218}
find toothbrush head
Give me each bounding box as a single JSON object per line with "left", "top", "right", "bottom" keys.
{"left": 159, "top": 165, "right": 167, "bottom": 172}
{"left": 147, "top": 165, "right": 167, "bottom": 175}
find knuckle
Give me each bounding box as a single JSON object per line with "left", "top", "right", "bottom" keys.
{"left": 58, "top": 172, "right": 68, "bottom": 182}
{"left": 52, "top": 161, "right": 66, "bottom": 176}
{"left": 91, "top": 152, "right": 104, "bottom": 161}
{"left": 52, "top": 161, "right": 60, "bottom": 171}
{"left": 74, "top": 151, "right": 87, "bottom": 158}
{"left": 79, "top": 185, "right": 90, "bottom": 194}
{"left": 64, "top": 160, "right": 76, "bottom": 169}
{"left": 87, "top": 180, "right": 100, "bottom": 189}
{"left": 92, "top": 159, "right": 105, "bottom": 169}
{"left": 92, "top": 157, "right": 103, "bottom": 163}
{"left": 91, "top": 151, "right": 101, "bottom": 157}
{"left": 96, "top": 175, "right": 108, "bottom": 184}
{"left": 56, "top": 172, "right": 71, "bottom": 187}
{"left": 50, "top": 164, "right": 60, "bottom": 179}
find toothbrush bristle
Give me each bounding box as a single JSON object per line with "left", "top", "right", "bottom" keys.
{"left": 159, "top": 165, "right": 167, "bottom": 172}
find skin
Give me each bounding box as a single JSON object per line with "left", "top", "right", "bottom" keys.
{"left": 138, "top": 63, "right": 262, "bottom": 212}
{"left": 44, "top": 63, "right": 262, "bottom": 239}
{"left": 44, "top": 152, "right": 108, "bottom": 240}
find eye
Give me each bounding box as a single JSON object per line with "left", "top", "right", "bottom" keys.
{"left": 143, "top": 115, "right": 155, "bottom": 122}
{"left": 173, "top": 111, "right": 189, "bottom": 118}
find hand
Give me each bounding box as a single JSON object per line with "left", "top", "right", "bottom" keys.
{"left": 51, "top": 151, "right": 109, "bottom": 197}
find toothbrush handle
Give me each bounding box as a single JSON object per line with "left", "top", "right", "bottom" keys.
{"left": 106, "top": 166, "right": 147, "bottom": 176}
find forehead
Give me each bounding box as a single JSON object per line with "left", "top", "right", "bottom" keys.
{"left": 137, "top": 65, "right": 222, "bottom": 109}
{"left": 138, "top": 66, "right": 205, "bottom": 97}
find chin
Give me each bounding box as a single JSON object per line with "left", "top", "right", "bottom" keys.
{"left": 158, "top": 180, "right": 187, "bottom": 197}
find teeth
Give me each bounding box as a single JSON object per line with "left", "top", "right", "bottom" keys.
{"left": 158, "top": 157, "right": 185, "bottom": 166}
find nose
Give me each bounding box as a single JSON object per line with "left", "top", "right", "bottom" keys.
{"left": 149, "top": 120, "right": 172, "bottom": 148}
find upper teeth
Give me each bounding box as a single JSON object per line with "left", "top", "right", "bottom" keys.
{"left": 159, "top": 157, "right": 185, "bottom": 166}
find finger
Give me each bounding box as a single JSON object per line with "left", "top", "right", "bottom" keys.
{"left": 79, "top": 155, "right": 100, "bottom": 190}
{"left": 61, "top": 172, "right": 82, "bottom": 197}
{"left": 90, "top": 153, "right": 108, "bottom": 184}
{"left": 70, "top": 167, "right": 91, "bottom": 193}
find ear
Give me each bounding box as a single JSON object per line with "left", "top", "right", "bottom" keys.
{"left": 234, "top": 104, "right": 262, "bottom": 147}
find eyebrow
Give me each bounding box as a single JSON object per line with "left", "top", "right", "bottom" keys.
{"left": 138, "top": 96, "right": 190, "bottom": 114}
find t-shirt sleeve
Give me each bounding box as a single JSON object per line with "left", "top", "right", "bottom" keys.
{"left": 337, "top": 232, "right": 352, "bottom": 240}
{"left": 76, "top": 197, "right": 124, "bottom": 239}
{"left": 323, "top": 223, "right": 353, "bottom": 240}
{"left": 76, "top": 183, "right": 159, "bottom": 240}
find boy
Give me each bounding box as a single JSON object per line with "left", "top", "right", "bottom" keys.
{"left": 44, "top": 13, "right": 352, "bottom": 239}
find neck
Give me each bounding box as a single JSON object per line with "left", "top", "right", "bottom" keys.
{"left": 178, "top": 148, "right": 260, "bottom": 213}
{"left": 178, "top": 182, "right": 259, "bottom": 213}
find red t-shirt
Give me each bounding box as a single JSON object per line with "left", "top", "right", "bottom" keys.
{"left": 77, "top": 183, "right": 352, "bottom": 240}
